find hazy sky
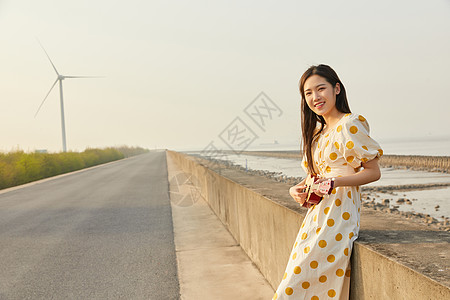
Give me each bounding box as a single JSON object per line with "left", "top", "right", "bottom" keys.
{"left": 1, "top": 0, "right": 449, "bottom": 153}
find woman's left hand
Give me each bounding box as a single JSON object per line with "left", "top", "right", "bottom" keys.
{"left": 312, "top": 178, "right": 330, "bottom": 197}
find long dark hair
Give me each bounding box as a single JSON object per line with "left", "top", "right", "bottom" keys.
{"left": 299, "top": 64, "right": 351, "bottom": 175}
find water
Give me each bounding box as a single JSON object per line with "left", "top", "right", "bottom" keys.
{"left": 379, "top": 138, "right": 450, "bottom": 156}
{"left": 368, "top": 168, "right": 450, "bottom": 186}
{"left": 186, "top": 151, "right": 450, "bottom": 221}
{"left": 372, "top": 188, "right": 450, "bottom": 221}
{"left": 182, "top": 136, "right": 450, "bottom": 156}
{"left": 205, "top": 153, "right": 450, "bottom": 186}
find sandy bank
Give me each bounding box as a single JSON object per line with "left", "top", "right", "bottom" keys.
{"left": 223, "top": 150, "right": 450, "bottom": 173}
{"left": 190, "top": 154, "right": 450, "bottom": 231}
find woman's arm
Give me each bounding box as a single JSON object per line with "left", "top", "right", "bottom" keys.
{"left": 334, "top": 157, "right": 381, "bottom": 187}
{"left": 315, "top": 158, "right": 381, "bottom": 191}
{"left": 292, "top": 157, "right": 381, "bottom": 204}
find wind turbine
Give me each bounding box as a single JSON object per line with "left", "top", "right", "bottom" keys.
{"left": 35, "top": 40, "right": 102, "bottom": 152}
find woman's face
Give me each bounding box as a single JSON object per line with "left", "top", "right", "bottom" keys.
{"left": 304, "top": 74, "right": 340, "bottom": 118}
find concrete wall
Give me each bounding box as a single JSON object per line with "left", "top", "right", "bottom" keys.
{"left": 351, "top": 245, "right": 450, "bottom": 299}
{"left": 167, "top": 150, "right": 450, "bottom": 299}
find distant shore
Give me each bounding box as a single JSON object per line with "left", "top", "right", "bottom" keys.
{"left": 189, "top": 151, "right": 450, "bottom": 231}
{"left": 219, "top": 150, "right": 450, "bottom": 173}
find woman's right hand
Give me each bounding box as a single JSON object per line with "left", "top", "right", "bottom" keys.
{"left": 289, "top": 184, "right": 308, "bottom": 205}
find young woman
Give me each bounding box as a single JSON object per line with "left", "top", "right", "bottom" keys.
{"left": 272, "top": 64, "right": 383, "bottom": 300}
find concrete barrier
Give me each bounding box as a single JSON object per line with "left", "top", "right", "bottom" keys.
{"left": 351, "top": 245, "right": 450, "bottom": 299}
{"left": 167, "top": 150, "right": 450, "bottom": 299}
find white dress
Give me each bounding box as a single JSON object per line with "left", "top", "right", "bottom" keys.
{"left": 272, "top": 113, "right": 383, "bottom": 300}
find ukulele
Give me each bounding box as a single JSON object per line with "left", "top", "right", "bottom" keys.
{"left": 301, "top": 174, "right": 333, "bottom": 208}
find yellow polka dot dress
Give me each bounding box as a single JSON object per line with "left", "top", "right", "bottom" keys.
{"left": 272, "top": 113, "right": 383, "bottom": 300}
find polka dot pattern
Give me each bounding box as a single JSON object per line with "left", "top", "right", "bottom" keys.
{"left": 275, "top": 113, "right": 382, "bottom": 300}
{"left": 328, "top": 289, "right": 336, "bottom": 297}
{"left": 334, "top": 113, "right": 383, "bottom": 169}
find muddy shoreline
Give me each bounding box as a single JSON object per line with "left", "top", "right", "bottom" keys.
{"left": 190, "top": 153, "right": 450, "bottom": 231}
{"left": 221, "top": 150, "right": 450, "bottom": 173}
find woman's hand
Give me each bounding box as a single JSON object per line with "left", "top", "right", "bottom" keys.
{"left": 312, "top": 178, "right": 330, "bottom": 197}
{"left": 289, "top": 184, "right": 308, "bottom": 205}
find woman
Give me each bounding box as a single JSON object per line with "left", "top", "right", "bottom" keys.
{"left": 272, "top": 64, "right": 383, "bottom": 300}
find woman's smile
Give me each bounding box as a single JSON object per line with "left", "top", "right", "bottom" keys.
{"left": 314, "top": 101, "right": 326, "bottom": 109}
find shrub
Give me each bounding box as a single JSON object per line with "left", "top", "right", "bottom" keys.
{"left": 0, "top": 146, "right": 147, "bottom": 190}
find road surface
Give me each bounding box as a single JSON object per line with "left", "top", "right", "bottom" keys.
{"left": 0, "top": 151, "right": 180, "bottom": 299}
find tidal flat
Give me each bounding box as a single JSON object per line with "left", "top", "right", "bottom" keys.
{"left": 187, "top": 151, "right": 450, "bottom": 230}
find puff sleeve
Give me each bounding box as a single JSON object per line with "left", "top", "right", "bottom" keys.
{"left": 337, "top": 114, "right": 383, "bottom": 169}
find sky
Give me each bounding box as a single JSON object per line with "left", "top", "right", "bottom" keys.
{"left": 0, "top": 0, "right": 449, "bottom": 154}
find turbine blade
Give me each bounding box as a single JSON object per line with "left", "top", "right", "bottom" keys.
{"left": 63, "top": 76, "right": 105, "bottom": 78}
{"left": 34, "top": 78, "right": 59, "bottom": 118}
{"left": 36, "top": 38, "right": 60, "bottom": 75}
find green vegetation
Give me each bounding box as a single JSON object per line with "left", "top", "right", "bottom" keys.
{"left": 0, "top": 146, "right": 149, "bottom": 190}
{"left": 113, "top": 145, "right": 150, "bottom": 158}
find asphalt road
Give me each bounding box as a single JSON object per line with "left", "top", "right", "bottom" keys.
{"left": 0, "top": 151, "right": 180, "bottom": 300}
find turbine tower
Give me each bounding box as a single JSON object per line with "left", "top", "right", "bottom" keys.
{"left": 35, "top": 40, "right": 101, "bottom": 152}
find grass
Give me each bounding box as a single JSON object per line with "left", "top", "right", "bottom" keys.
{"left": 0, "top": 146, "right": 149, "bottom": 190}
